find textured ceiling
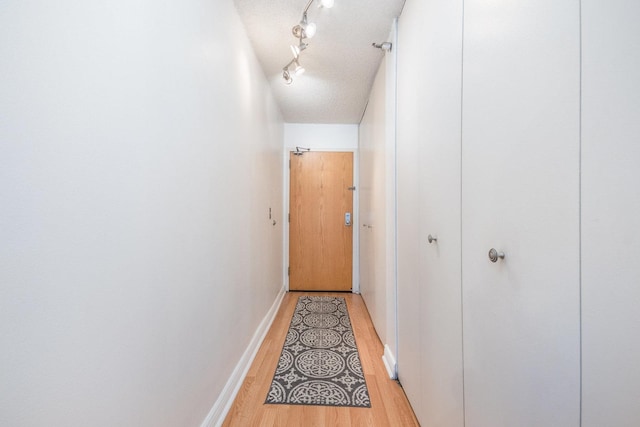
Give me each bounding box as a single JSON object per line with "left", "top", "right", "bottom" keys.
{"left": 234, "top": 0, "right": 405, "bottom": 124}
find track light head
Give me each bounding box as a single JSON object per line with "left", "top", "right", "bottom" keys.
{"left": 302, "top": 21, "right": 316, "bottom": 38}
{"left": 290, "top": 42, "right": 307, "bottom": 59}
{"left": 291, "top": 45, "right": 300, "bottom": 59}
{"left": 293, "top": 60, "right": 305, "bottom": 76}
{"left": 292, "top": 24, "right": 315, "bottom": 40}
{"left": 292, "top": 24, "right": 304, "bottom": 39}
{"left": 318, "top": 0, "right": 334, "bottom": 8}
{"left": 282, "top": 68, "right": 293, "bottom": 85}
{"left": 292, "top": 12, "right": 316, "bottom": 39}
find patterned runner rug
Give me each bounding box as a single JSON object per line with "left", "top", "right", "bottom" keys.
{"left": 265, "top": 296, "right": 371, "bottom": 407}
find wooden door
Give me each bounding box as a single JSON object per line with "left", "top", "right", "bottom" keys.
{"left": 289, "top": 151, "right": 353, "bottom": 291}
{"left": 461, "top": 0, "right": 581, "bottom": 425}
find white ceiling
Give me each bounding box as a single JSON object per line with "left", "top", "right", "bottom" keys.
{"left": 233, "top": 0, "right": 405, "bottom": 124}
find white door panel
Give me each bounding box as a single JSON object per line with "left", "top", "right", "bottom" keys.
{"left": 462, "top": 0, "right": 581, "bottom": 425}
{"left": 397, "top": 0, "right": 464, "bottom": 425}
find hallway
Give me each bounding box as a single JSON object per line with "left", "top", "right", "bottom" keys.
{"left": 222, "top": 293, "right": 418, "bottom": 426}
{"left": 2, "top": 0, "right": 639, "bottom": 426}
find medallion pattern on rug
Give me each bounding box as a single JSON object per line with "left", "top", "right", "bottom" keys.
{"left": 265, "top": 296, "right": 371, "bottom": 407}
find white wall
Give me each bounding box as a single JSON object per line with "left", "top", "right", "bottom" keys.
{"left": 358, "top": 22, "right": 399, "bottom": 378}
{"left": 581, "top": 0, "right": 640, "bottom": 425}
{"left": 359, "top": 61, "right": 387, "bottom": 344}
{"left": 284, "top": 123, "right": 358, "bottom": 151}
{"left": 0, "top": 1, "right": 283, "bottom": 426}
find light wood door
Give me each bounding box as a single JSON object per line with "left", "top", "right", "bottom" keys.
{"left": 289, "top": 151, "right": 353, "bottom": 291}
{"left": 462, "top": 0, "right": 581, "bottom": 425}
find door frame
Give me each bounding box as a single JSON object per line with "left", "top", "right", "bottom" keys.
{"left": 283, "top": 148, "right": 359, "bottom": 293}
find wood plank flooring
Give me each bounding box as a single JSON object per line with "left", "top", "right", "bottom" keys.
{"left": 222, "top": 292, "right": 419, "bottom": 426}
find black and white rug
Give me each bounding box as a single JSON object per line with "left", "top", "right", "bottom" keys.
{"left": 265, "top": 296, "right": 371, "bottom": 407}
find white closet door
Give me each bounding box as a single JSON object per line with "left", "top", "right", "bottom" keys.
{"left": 461, "top": 1, "right": 581, "bottom": 426}
{"left": 396, "top": 0, "right": 426, "bottom": 412}
{"left": 582, "top": 1, "right": 640, "bottom": 425}
{"left": 397, "top": 0, "right": 464, "bottom": 425}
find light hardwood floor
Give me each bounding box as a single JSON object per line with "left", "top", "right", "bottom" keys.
{"left": 222, "top": 292, "right": 419, "bottom": 426}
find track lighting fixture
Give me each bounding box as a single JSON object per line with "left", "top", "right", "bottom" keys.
{"left": 293, "top": 60, "right": 305, "bottom": 76}
{"left": 282, "top": 68, "right": 293, "bottom": 85}
{"left": 282, "top": 58, "right": 305, "bottom": 84}
{"left": 290, "top": 41, "right": 307, "bottom": 59}
{"left": 281, "top": 0, "right": 335, "bottom": 85}
{"left": 301, "top": 18, "right": 316, "bottom": 39}
{"left": 292, "top": 12, "right": 316, "bottom": 39}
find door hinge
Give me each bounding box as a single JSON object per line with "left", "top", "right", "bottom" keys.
{"left": 288, "top": 267, "right": 290, "bottom": 276}
{"left": 288, "top": 213, "right": 290, "bottom": 222}
{"left": 289, "top": 159, "right": 291, "bottom": 169}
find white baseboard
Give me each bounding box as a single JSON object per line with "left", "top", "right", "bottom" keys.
{"left": 200, "top": 286, "right": 286, "bottom": 427}
{"left": 382, "top": 344, "right": 397, "bottom": 379}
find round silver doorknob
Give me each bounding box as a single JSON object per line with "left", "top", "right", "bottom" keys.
{"left": 428, "top": 234, "right": 438, "bottom": 244}
{"left": 488, "top": 248, "right": 505, "bottom": 263}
